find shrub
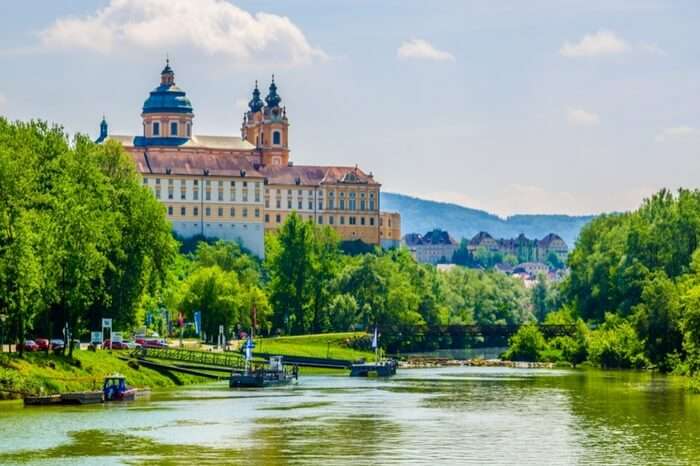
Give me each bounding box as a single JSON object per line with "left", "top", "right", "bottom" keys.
{"left": 503, "top": 322, "right": 548, "bottom": 362}
{"left": 588, "top": 314, "right": 647, "bottom": 369}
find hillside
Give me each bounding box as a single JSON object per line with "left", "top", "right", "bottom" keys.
{"left": 381, "top": 193, "right": 595, "bottom": 247}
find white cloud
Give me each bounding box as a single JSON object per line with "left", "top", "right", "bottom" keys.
{"left": 397, "top": 39, "right": 455, "bottom": 62}
{"left": 560, "top": 30, "right": 628, "bottom": 58}
{"left": 567, "top": 108, "right": 600, "bottom": 126}
{"left": 655, "top": 126, "right": 697, "bottom": 142}
{"left": 39, "top": 0, "right": 326, "bottom": 66}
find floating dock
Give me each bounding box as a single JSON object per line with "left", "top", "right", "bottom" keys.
{"left": 350, "top": 360, "right": 398, "bottom": 377}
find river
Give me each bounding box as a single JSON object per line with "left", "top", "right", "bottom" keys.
{"left": 1, "top": 366, "right": 700, "bottom": 465}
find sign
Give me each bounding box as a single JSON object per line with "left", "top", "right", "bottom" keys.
{"left": 112, "top": 332, "right": 123, "bottom": 344}
{"left": 90, "top": 331, "right": 102, "bottom": 345}
{"left": 102, "top": 318, "right": 112, "bottom": 329}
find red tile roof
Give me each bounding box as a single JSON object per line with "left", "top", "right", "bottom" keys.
{"left": 132, "top": 151, "right": 263, "bottom": 178}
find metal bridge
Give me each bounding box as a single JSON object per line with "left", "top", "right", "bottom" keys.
{"left": 385, "top": 324, "right": 576, "bottom": 338}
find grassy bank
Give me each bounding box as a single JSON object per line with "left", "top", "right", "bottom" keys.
{"left": 254, "top": 332, "right": 374, "bottom": 361}
{"left": 0, "top": 350, "right": 209, "bottom": 400}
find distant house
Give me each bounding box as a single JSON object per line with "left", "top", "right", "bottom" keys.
{"left": 403, "top": 229, "right": 458, "bottom": 265}
{"left": 467, "top": 231, "right": 568, "bottom": 264}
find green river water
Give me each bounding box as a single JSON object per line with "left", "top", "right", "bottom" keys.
{"left": 1, "top": 366, "right": 699, "bottom": 465}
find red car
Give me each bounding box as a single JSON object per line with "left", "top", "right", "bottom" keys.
{"left": 20, "top": 340, "right": 40, "bottom": 352}
{"left": 102, "top": 340, "right": 129, "bottom": 350}
{"left": 35, "top": 338, "right": 50, "bottom": 351}
{"left": 138, "top": 338, "right": 168, "bottom": 349}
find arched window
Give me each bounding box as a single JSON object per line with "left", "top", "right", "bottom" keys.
{"left": 273, "top": 131, "right": 281, "bottom": 145}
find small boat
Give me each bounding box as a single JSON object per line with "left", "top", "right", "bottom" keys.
{"left": 230, "top": 355, "right": 298, "bottom": 388}
{"left": 103, "top": 374, "right": 138, "bottom": 401}
{"left": 350, "top": 359, "right": 398, "bottom": 377}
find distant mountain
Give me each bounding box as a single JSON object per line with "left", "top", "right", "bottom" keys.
{"left": 381, "top": 193, "right": 595, "bottom": 248}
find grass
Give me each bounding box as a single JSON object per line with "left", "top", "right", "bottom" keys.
{"left": 0, "top": 350, "right": 209, "bottom": 399}
{"left": 253, "top": 332, "right": 374, "bottom": 361}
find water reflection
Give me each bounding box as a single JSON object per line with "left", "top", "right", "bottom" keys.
{"left": 1, "top": 368, "right": 699, "bottom": 465}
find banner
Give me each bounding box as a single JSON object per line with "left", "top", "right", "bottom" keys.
{"left": 90, "top": 331, "right": 102, "bottom": 344}
{"left": 112, "top": 332, "right": 123, "bottom": 343}
{"left": 194, "top": 311, "right": 201, "bottom": 335}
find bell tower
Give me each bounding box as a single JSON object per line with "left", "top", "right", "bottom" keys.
{"left": 242, "top": 76, "right": 290, "bottom": 166}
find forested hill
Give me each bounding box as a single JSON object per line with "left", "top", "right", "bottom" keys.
{"left": 381, "top": 192, "right": 596, "bottom": 247}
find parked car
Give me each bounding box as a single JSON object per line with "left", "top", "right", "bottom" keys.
{"left": 21, "top": 340, "right": 40, "bottom": 352}
{"left": 101, "top": 340, "right": 129, "bottom": 350}
{"left": 50, "top": 339, "right": 65, "bottom": 351}
{"left": 140, "top": 338, "right": 168, "bottom": 349}
{"left": 123, "top": 340, "right": 141, "bottom": 350}
{"left": 35, "top": 338, "right": 50, "bottom": 351}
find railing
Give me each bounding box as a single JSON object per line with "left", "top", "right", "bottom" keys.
{"left": 135, "top": 347, "right": 244, "bottom": 369}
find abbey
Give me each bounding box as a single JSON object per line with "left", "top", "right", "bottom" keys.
{"left": 98, "top": 61, "right": 400, "bottom": 257}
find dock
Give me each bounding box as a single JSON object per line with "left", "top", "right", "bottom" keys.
{"left": 350, "top": 360, "right": 397, "bottom": 377}
{"left": 24, "top": 391, "right": 103, "bottom": 406}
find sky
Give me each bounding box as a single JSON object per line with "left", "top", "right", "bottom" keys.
{"left": 0, "top": 0, "right": 699, "bottom": 216}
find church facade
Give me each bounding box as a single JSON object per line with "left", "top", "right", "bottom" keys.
{"left": 98, "top": 62, "right": 399, "bottom": 257}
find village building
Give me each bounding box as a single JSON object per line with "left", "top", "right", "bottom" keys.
{"left": 467, "top": 231, "right": 568, "bottom": 264}
{"left": 98, "top": 62, "right": 399, "bottom": 257}
{"left": 403, "top": 229, "right": 458, "bottom": 265}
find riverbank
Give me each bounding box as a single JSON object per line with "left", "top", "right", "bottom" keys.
{"left": 254, "top": 332, "right": 374, "bottom": 360}
{"left": 0, "top": 351, "right": 209, "bottom": 400}
{"left": 399, "top": 357, "right": 556, "bottom": 369}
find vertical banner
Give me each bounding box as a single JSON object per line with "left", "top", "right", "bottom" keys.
{"left": 194, "top": 311, "right": 201, "bottom": 336}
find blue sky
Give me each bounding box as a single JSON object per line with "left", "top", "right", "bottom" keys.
{"left": 1, "top": 0, "right": 699, "bottom": 216}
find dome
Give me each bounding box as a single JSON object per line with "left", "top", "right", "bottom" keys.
{"left": 142, "top": 61, "right": 193, "bottom": 114}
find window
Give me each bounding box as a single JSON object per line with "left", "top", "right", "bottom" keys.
{"left": 340, "top": 216, "right": 345, "bottom": 225}
{"left": 349, "top": 192, "right": 356, "bottom": 210}
{"left": 230, "top": 180, "right": 236, "bottom": 187}
{"left": 193, "top": 207, "right": 199, "bottom": 216}
{"left": 243, "top": 181, "right": 248, "bottom": 188}
{"left": 180, "top": 189, "right": 186, "bottom": 200}
{"left": 298, "top": 200, "right": 302, "bottom": 210}
{"left": 370, "top": 217, "right": 375, "bottom": 226}
{"left": 360, "top": 200, "right": 366, "bottom": 210}
{"left": 308, "top": 201, "right": 313, "bottom": 210}
{"left": 168, "top": 188, "right": 173, "bottom": 200}
{"left": 218, "top": 191, "right": 223, "bottom": 201}
{"left": 276, "top": 214, "right": 281, "bottom": 223}
{"left": 217, "top": 208, "right": 223, "bottom": 217}
{"left": 255, "top": 191, "right": 260, "bottom": 202}
{"left": 170, "top": 121, "right": 178, "bottom": 136}
{"left": 329, "top": 216, "right": 334, "bottom": 225}
{"left": 242, "top": 190, "right": 248, "bottom": 202}
{"left": 156, "top": 178, "right": 161, "bottom": 185}
{"left": 318, "top": 201, "right": 323, "bottom": 210}
{"left": 187, "top": 123, "right": 191, "bottom": 137}
{"left": 193, "top": 190, "right": 199, "bottom": 201}
{"left": 155, "top": 188, "right": 161, "bottom": 199}
{"left": 265, "top": 199, "right": 270, "bottom": 208}
{"left": 153, "top": 121, "right": 160, "bottom": 136}
{"left": 243, "top": 208, "right": 248, "bottom": 217}
{"left": 143, "top": 177, "right": 148, "bottom": 185}
{"left": 265, "top": 214, "right": 270, "bottom": 223}
{"left": 318, "top": 216, "right": 323, "bottom": 224}
{"left": 276, "top": 199, "right": 281, "bottom": 209}
{"left": 255, "top": 208, "right": 260, "bottom": 217}
{"left": 230, "top": 207, "right": 235, "bottom": 217}
{"left": 205, "top": 191, "right": 211, "bottom": 201}
{"left": 230, "top": 188, "right": 236, "bottom": 202}
{"left": 349, "top": 217, "right": 356, "bottom": 225}
{"left": 361, "top": 217, "right": 365, "bottom": 225}
{"left": 205, "top": 207, "right": 211, "bottom": 216}
{"left": 339, "top": 199, "right": 345, "bottom": 210}
{"left": 194, "top": 179, "right": 198, "bottom": 186}
{"left": 288, "top": 200, "right": 292, "bottom": 209}
{"left": 273, "top": 131, "right": 281, "bottom": 145}
{"left": 328, "top": 199, "right": 334, "bottom": 209}
{"left": 370, "top": 199, "right": 375, "bottom": 210}
{"left": 180, "top": 207, "right": 186, "bottom": 216}
{"left": 167, "top": 206, "right": 173, "bottom": 216}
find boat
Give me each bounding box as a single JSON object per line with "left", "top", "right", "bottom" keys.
{"left": 230, "top": 336, "right": 298, "bottom": 388}
{"left": 349, "top": 327, "right": 398, "bottom": 377}
{"left": 102, "top": 374, "right": 138, "bottom": 401}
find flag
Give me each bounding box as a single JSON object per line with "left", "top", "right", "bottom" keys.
{"left": 245, "top": 336, "right": 255, "bottom": 360}
{"left": 194, "top": 311, "right": 201, "bottom": 335}
{"left": 371, "top": 327, "right": 378, "bottom": 349}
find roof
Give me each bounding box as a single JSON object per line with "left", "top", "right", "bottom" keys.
{"left": 109, "top": 134, "right": 255, "bottom": 151}
{"left": 132, "top": 151, "right": 263, "bottom": 178}
{"left": 258, "top": 165, "right": 379, "bottom": 187}
{"left": 142, "top": 84, "right": 193, "bottom": 114}
{"left": 404, "top": 229, "right": 456, "bottom": 246}
{"left": 469, "top": 231, "right": 495, "bottom": 245}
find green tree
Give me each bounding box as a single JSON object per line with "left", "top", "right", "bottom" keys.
{"left": 503, "top": 323, "right": 547, "bottom": 362}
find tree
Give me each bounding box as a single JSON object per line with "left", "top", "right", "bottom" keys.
{"left": 180, "top": 266, "right": 243, "bottom": 342}
{"left": 502, "top": 323, "right": 547, "bottom": 362}
{"left": 266, "top": 212, "right": 315, "bottom": 334}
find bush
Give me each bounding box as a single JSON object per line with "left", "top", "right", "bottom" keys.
{"left": 588, "top": 315, "right": 647, "bottom": 369}
{"left": 503, "top": 322, "right": 548, "bottom": 362}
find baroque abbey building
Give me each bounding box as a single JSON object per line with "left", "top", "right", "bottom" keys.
{"left": 98, "top": 61, "right": 400, "bottom": 257}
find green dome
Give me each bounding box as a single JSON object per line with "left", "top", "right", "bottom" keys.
{"left": 142, "top": 61, "right": 193, "bottom": 114}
